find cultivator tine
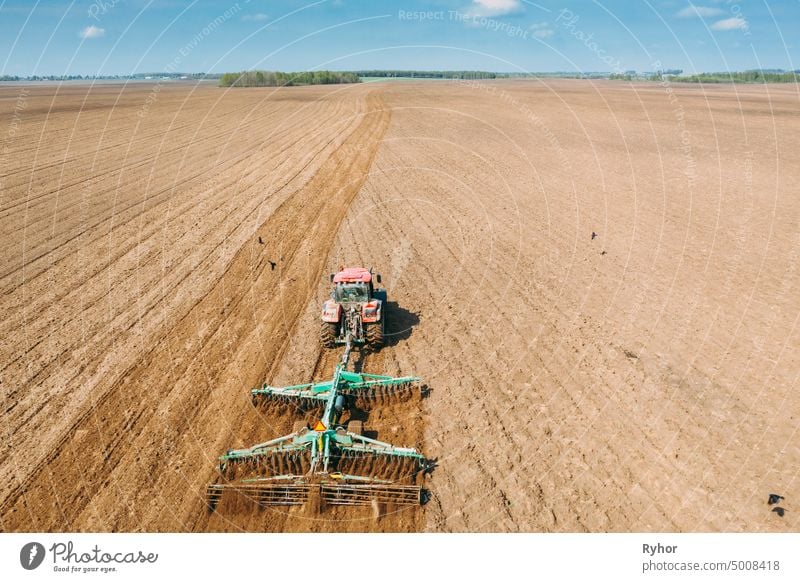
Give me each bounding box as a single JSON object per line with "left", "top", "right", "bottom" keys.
{"left": 252, "top": 483, "right": 313, "bottom": 506}
{"left": 206, "top": 482, "right": 312, "bottom": 511}
{"left": 206, "top": 484, "right": 224, "bottom": 511}
{"left": 321, "top": 483, "right": 422, "bottom": 506}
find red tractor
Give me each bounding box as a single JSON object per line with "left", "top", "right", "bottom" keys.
{"left": 320, "top": 267, "right": 386, "bottom": 350}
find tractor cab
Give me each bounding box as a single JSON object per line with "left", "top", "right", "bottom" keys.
{"left": 330, "top": 267, "right": 380, "bottom": 303}
{"left": 334, "top": 282, "right": 370, "bottom": 304}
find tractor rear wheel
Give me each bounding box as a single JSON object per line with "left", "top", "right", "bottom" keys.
{"left": 365, "top": 321, "right": 384, "bottom": 352}
{"left": 320, "top": 322, "right": 338, "bottom": 348}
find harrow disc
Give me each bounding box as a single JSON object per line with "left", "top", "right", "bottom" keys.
{"left": 252, "top": 393, "right": 325, "bottom": 415}
{"left": 342, "top": 381, "right": 422, "bottom": 408}
{"left": 221, "top": 451, "right": 312, "bottom": 481}
{"left": 336, "top": 451, "right": 423, "bottom": 482}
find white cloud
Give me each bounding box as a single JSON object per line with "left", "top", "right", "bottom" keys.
{"left": 467, "top": 0, "right": 523, "bottom": 17}
{"left": 533, "top": 28, "right": 554, "bottom": 39}
{"left": 242, "top": 13, "right": 268, "bottom": 22}
{"left": 79, "top": 25, "right": 105, "bottom": 39}
{"left": 711, "top": 16, "right": 748, "bottom": 31}
{"left": 676, "top": 5, "right": 724, "bottom": 18}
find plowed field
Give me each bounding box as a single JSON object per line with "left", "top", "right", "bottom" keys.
{"left": 1, "top": 79, "right": 798, "bottom": 531}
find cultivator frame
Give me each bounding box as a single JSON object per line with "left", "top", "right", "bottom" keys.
{"left": 207, "top": 336, "right": 431, "bottom": 512}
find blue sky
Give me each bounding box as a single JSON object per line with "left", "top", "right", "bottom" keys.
{"left": 1, "top": 0, "right": 798, "bottom": 75}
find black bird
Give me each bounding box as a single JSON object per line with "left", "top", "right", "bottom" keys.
{"left": 772, "top": 507, "right": 786, "bottom": 517}
{"left": 269, "top": 260, "right": 277, "bottom": 271}
{"left": 591, "top": 231, "right": 598, "bottom": 240}
{"left": 768, "top": 493, "right": 784, "bottom": 505}
{"left": 600, "top": 250, "right": 607, "bottom": 256}
{"left": 258, "top": 236, "right": 264, "bottom": 244}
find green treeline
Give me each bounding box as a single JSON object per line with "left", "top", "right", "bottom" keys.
{"left": 219, "top": 70, "right": 360, "bottom": 87}
{"left": 214, "top": 69, "right": 800, "bottom": 88}
{"left": 669, "top": 71, "right": 798, "bottom": 83}
{"left": 218, "top": 70, "right": 506, "bottom": 86}
{"left": 355, "top": 70, "right": 501, "bottom": 79}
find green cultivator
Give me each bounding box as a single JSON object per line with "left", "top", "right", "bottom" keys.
{"left": 207, "top": 336, "right": 431, "bottom": 511}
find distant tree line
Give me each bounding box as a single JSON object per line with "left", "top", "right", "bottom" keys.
{"left": 0, "top": 73, "right": 221, "bottom": 81}
{"left": 669, "top": 71, "right": 799, "bottom": 83}
{"left": 355, "top": 70, "right": 502, "bottom": 79}
{"left": 6, "top": 75, "right": 89, "bottom": 81}
{"left": 219, "top": 70, "right": 361, "bottom": 87}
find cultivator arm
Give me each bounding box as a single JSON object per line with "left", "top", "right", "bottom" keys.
{"left": 251, "top": 370, "right": 422, "bottom": 411}
{"left": 207, "top": 335, "right": 431, "bottom": 512}
{"left": 218, "top": 426, "right": 427, "bottom": 482}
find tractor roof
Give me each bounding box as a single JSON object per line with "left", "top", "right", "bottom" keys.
{"left": 333, "top": 267, "right": 371, "bottom": 283}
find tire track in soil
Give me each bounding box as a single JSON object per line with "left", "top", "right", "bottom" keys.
{"left": 0, "top": 90, "right": 391, "bottom": 532}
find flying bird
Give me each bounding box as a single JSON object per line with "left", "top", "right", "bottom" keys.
{"left": 772, "top": 507, "right": 786, "bottom": 517}
{"left": 269, "top": 260, "right": 277, "bottom": 271}
{"left": 591, "top": 231, "right": 598, "bottom": 240}
{"left": 768, "top": 493, "right": 784, "bottom": 505}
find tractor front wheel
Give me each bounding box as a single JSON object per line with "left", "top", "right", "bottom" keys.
{"left": 320, "top": 322, "right": 338, "bottom": 348}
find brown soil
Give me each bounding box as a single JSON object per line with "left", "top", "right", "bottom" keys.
{"left": 1, "top": 80, "right": 798, "bottom": 532}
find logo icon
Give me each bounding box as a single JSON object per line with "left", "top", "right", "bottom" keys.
{"left": 20, "top": 542, "right": 46, "bottom": 570}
